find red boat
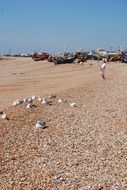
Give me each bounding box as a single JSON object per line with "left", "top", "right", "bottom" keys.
{"left": 32, "top": 52, "right": 49, "bottom": 61}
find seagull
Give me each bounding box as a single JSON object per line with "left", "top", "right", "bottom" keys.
{"left": 28, "top": 97, "right": 32, "bottom": 103}
{"left": 38, "top": 97, "right": 42, "bottom": 101}
{"left": 26, "top": 103, "right": 33, "bottom": 109}
{"left": 48, "top": 95, "right": 52, "bottom": 99}
{"left": 35, "top": 121, "right": 47, "bottom": 129}
{"left": 31, "top": 95, "right": 36, "bottom": 100}
{"left": 41, "top": 98, "right": 47, "bottom": 104}
{"left": 48, "top": 94, "right": 56, "bottom": 99}
{"left": 12, "top": 99, "right": 23, "bottom": 106}
{"left": 70, "top": 102, "right": 76, "bottom": 107}
{"left": 23, "top": 98, "right": 27, "bottom": 103}
{"left": 0, "top": 112, "right": 7, "bottom": 119}
{"left": 58, "top": 98, "right": 62, "bottom": 103}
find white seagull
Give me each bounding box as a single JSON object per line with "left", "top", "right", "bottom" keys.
{"left": 48, "top": 94, "right": 56, "bottom": 99}
{"left": 28, "top": 97, "right": 32, "bottom": 103}
{"left": 35, "top": 121, "right": 47, "bottom": 129}
{"left": 58, "top": 98, "right": 62, "bottom": 103}
{"left": 41, "top": 98, "right": 47, "bottom": 104}
{"left": 31, "top": 95, "right": 36, "bottom": 100}
{"left": 38, "top": 96, "right": 42, "bottom": 101}
{"left": 26, "top": 103, "right": 33, "bottom": 109}
{"left": 70, "top": 102, "right": 77, "bottom": 107}
{"left": 12, "top": 99, "right": 23, "bottom": 106}
{"left": 0, "top": 112, "right": 7, "bottom": 119}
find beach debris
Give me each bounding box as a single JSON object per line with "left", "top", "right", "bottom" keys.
{"left": 35, "top": 120, "right": 47, "bottom": 129}
{"left": 12, "top": 99, "right": 23, "bottom": 106}
{"left": 0, "top": 112, "right": 7, "bottom": 119}
{"left": 58, "top": 98, "right": 62, "bottom": 103}
{"left": 70, "top": 102, "right": 77, "bottom": 107}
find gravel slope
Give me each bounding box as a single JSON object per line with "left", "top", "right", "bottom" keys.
{"left": 0, "top": 62, "right": 127, "bottom": 190}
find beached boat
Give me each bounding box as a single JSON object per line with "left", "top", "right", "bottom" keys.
{"left": 53, "top": 56, "right": 75, "bottom": 65}
{"left": 32, "top": 52, "right": 49, "bottom": 61}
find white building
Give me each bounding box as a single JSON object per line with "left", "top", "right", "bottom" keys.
{"left": 96, "top": 48, "right": 108, "bottom": 57}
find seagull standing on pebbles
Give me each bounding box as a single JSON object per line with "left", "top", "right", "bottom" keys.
{"left": 48, "top": 94, "right": 56, "bottom": 99}
{"left": 12, "top": 99, "right": 23, "bottom": 106}
{"left": 26, "top": 103, "right": 33, "bottom": 109}
{"left": 28, "top": 97, "right": 32, "bottom": 103}
{"left": 70, "top": 102, "right": 76, "bottom": 107}
{"left": 23, "top": 98, "right": 27, "bottom": 103}
{"left": 41, "top": 98, "right": 47, "bottom": 104}
{"left": 38, "top": 97, "right": 42, "bottom": 101}
{"left": 35, "top": 121, "right": 47, "bottom": 129}
{"left": 31, "top": 96, "right": 36, "bottom": 100}
{"left": 48, "top": 95, "right": 52, "bottom": 99}
{"left": 0, "top": 112, "right": 7, "bottom": 119}
{"left": 58, "top": 98, "right": 62, "bottom": 103}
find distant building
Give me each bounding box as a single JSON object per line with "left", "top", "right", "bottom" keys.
{"left": 96, "top": 48, "right": 108, "bottom": 57}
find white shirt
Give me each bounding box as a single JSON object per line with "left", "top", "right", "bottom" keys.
{"left": 100, "top": 63, "right": 106, "bottom": 71}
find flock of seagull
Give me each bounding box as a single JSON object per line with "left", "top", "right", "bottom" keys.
{"left": 0, "top": 94, "right": 77, "bottom": 129}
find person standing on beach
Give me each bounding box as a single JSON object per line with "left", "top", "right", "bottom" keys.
{"left": 100, "top": 58, "right": 107, "bottom": 79}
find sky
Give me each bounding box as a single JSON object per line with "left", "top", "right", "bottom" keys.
{"left": 0, "top": 0, "right": 127, "bottom": 54}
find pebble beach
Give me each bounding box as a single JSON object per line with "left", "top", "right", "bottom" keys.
{"left": 0, "top": 58, "right": 127, "bottom": 189}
